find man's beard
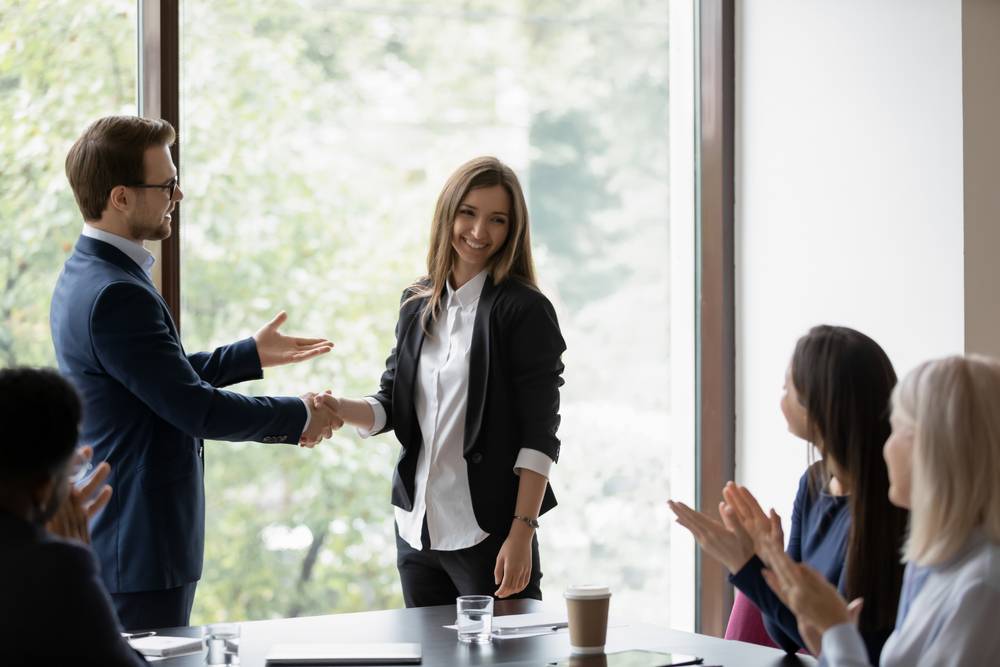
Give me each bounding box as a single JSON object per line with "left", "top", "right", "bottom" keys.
{"left": 126, "top": 210, "right": 172, "bottom": 241}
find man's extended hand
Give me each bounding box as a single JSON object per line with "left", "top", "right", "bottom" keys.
{"left": 254, "top": 311, "right": 333, "bottom": 368}
{"left": 299, "top": 392, "right": 344, "bottom": 447}
{"left": 46, "top": 447, "right": 113, "bottom": 544}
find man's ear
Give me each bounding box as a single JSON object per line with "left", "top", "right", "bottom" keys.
{"left": 108, "top": 184, "right": 130, "bottom": 213}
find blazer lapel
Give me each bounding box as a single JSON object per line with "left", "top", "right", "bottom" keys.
{"left": 464, "top": 276, "right": 496, "bottom": 454}
{"left": 75, "top": 236, "right": 180, "bottom": 340}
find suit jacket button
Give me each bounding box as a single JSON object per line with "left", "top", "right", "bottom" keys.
{"left": 470, "top": 453, "right": 483, "bottom": 464}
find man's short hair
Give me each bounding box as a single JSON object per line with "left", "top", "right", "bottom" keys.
{"left": 0, "top": 367, "right": 82, "bottom": 480}
{"left": 65, "top": 115, "right": 176, "bottom": 221}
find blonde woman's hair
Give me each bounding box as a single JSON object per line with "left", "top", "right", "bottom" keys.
{"left": 893, "top": 355, "right": 1000, "bottom": 566}
{"left": 407, "top": 157, "right": 536, "bottom": 327}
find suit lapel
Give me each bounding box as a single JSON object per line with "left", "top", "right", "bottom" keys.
{"left": 464, "top": 276, "right": 496, "bottom": 454}
{"left": 75, "top": 236, "right": 180, "bottom": 340}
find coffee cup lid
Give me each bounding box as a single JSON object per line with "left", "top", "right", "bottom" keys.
{"left": 563, "top": 585, "right": 611, "bottom": 600}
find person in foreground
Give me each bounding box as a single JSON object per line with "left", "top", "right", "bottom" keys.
{"left": 669, "top": 326, "right": 907, "bottom": 663}
{"left": 760, "top": 355, "right": 1000, "bottom": 666}
{"left": 51, "top": 115, "right": 344, "bottom": 630}
{"left": 0, "top": 367, "right": 146, "bottom": 665}
{"left": 317, "top": 157, "right": 566, "bottom": 605}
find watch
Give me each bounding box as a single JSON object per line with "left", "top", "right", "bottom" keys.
{"left": 513, "top": 515, "right": 540, "bottom": 529}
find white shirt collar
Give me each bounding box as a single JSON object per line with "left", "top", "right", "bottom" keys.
{"left": 82, "top": 225, "right": 156, "bottom": 277}
{"left": 446, "top": 270, "right": 489, "bottom": 309}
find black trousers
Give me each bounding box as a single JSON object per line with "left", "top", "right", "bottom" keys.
{"left": 395, "top": 523, "right": 542, "bottom": 608}
{"left": 111, "top": 581, "right": 198, "bottom": 631}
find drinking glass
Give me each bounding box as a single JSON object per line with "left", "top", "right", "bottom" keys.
{"left": 456, "top": 595, "right": 493, "bottom": 644}
{"left": 203, "top": 622, "right": 240, "bottom": 665}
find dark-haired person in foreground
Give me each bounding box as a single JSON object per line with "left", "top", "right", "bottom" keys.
{"left": 52, "top": 115, "right": 344, "bottom": 630}
{"left": 0, "top": 367, "right": 146, "bottom": 665}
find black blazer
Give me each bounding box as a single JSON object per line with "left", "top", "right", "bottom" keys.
{"left": 0, "top": 512, "right": 147, "bottom": 666}
{"left": 371, "top": 276, "right": 566, "bottom": 535}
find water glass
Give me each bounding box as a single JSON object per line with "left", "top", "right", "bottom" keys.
{"left": 456, "top": 595, "right": 493, "bottom": 644}
{"left": 203, "top": 622, "right": 240, "bottom": 665}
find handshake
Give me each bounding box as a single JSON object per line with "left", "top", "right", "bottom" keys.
{"left": 299, "top": 390, "right": 345, "bottom": 447}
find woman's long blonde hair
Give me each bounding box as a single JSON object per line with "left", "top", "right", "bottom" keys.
{"left": 893, "top": 355, "right": 1000, "bottom": 566}
{"left": 407, "top": 156, "right": 537, "bottom": 327}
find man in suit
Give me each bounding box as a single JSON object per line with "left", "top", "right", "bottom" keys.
{"left": 51, "top": 115, "right": 342, "bottom": 630}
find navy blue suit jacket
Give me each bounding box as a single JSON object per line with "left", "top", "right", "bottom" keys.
{"left": 50, "top": 235, "right": 307, "bottom": 593}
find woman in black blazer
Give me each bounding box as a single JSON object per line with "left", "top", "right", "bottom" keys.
{"left": 325, "top": 157, "right": 566, "bottom": 606}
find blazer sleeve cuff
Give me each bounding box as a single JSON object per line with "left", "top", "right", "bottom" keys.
{"left": 513, "top": 448, "right": 554, "bottom": 478}
{"left": 358, "top": 396, "right": 387, "bottom": 438}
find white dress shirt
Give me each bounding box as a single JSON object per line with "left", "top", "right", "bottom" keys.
{"left": 362, "top": 270, "right": 554, "bottom": 551}
{"left": 82, "top": 224, "right": 156, "bottom": 277}
{"left": 820, "top": 533, "right": 1000, "bottom": 666}
{"left": 80, "top": 224, "right": 312, "bottom": 432}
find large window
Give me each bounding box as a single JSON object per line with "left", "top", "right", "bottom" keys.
{"left": 181, "top": 0, "right": 695, "bottom": 626}
{"left": 1, "top": 0, "right": 699, "bottom": 630}
{"left": 0, "top": 1, "right": 137, "bottom": 365}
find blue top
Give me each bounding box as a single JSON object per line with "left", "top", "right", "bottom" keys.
{"left": 731, "top": 465, "right": 885, "bottom": 663}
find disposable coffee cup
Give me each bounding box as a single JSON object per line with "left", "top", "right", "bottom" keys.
{"left": 564, "top": 584, "right": 611, "bottom": 655}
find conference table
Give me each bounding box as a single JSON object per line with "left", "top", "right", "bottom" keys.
{"left": 152, "top": 599, "right": 816, "bottom": 666}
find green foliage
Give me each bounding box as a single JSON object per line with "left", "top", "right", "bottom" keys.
{"left": 4, "top": 0, "right": 679, "bottom": 626}
{"left": 0, "top": 0, "right": 137, "bottom": 365}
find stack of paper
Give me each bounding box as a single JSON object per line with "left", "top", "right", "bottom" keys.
{"left": 129, "top": 635, "right": 204, "bottom": 657}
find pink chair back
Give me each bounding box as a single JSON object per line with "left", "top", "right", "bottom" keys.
{"left": 724, "top": 590, "right": 780, "bottom": 648}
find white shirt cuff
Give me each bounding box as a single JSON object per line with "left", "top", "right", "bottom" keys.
{"left": 299, "top": 397, "right": 312, "bottom": 438}
{"left": 357, "top": 397, "right": 387, "bottom": 438}
{"left": 513, "top": 448, "right": 554, "bottom": 479}
{"left": 820, "top": 623, "right": 871, "bottom": 667}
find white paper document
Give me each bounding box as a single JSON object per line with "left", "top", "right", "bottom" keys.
{"left": 128, "top": 635, "right": 203, "bottom": 657}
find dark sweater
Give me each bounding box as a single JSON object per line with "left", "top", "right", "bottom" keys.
{"left": 0, "top": 511, "right": 147, "bottom": 666}
{"left": 730, "top": 467, "right": 889, "bottom": 664}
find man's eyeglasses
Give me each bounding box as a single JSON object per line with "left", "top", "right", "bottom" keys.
{"left": 127, "top": 177, "right": 179, "bottom": 199}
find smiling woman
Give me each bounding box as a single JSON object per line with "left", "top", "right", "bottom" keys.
{"left": 178, "top": 0, "right": 690, "bottom": 625}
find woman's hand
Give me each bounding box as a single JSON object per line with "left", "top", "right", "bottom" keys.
{"left": 759, "top": 539, "right": 859, "bottom": 651}
{"left": 494, "top": 522, "right": 534, "bottom": 598}
{"left": 722, "top": 482, "right": 784, "bottom": 563}
{"left": 668, "top": 498, "right": 754, "bottom": 574}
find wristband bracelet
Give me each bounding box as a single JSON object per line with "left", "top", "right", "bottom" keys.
{"left": 513, "top": 515, "right": 540, "bottom": 529}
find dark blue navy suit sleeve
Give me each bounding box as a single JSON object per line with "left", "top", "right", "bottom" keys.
{"left": 730, "top": 474, "right": 809, "bottom": 653}
{"left": 186, "top": 336, "right": 263, "bottom": 388}
{"left": 91, "top": 282, "right": 306, "bottom": 443}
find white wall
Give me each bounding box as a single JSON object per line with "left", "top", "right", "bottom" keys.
{"left": 735, "top": 0, "right": 965, "bottom": 523}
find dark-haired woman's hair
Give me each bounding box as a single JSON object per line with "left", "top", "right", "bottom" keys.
{"left": 791, "top": 325, "right": 908, "bottom": 643}
{"left": 0, "top": 367, "right": 81, "bottom": 479}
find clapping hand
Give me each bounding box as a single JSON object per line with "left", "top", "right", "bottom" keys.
{"left": 254, "top": 311, "right": 333, "bottom": 368}
{"left": 722, "top": 482, "right": 785, "bottom": 563}
{"left": 667, "top": 496, "right": 754, "bottom": 574}
{"left": 46, "top": 446, "right": 113, "bottom": 544}
{"left": 299, "top": 391, "right": 344, "bottom": 447}
{"left": 759, "top": 539, "right": 862, "bottom": 656}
